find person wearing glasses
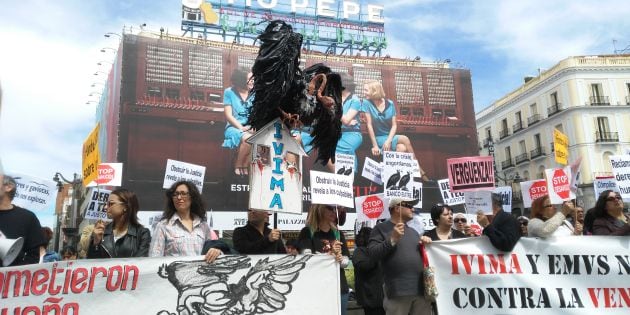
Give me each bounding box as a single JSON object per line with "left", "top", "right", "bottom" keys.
{"left": 88, "top": 188, "right": 151, "bottom": 258}
{"left": 149, "top": 181, "right": 222, "bottom": 263}
{"left": 476, "top": 193, "right": 521, "bottom": 252}
{"left": 222, "top": 67, "right": 254, "bottom": 176}
{"left": 516, "top": 216, "right": 529, "bottom": 237}
{"left": 368, "top": 198, "right": 431, "bottom": 315}
{"left": 421, "top": 204, "right": 467, "bottom": 244}
{"left": 592, "top": 190, "right": 630, "bottom": 236}
{"left": 527, "top": 195, "right": 581, "bottom": 238}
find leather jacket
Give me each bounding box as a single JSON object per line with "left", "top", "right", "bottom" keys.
{"left": 87, "top": 223, "right": 151, "bottom": 258}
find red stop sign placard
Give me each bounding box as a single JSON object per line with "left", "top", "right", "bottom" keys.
{"left": 362, "top": 195, "right": 384, "bottom": 219}
{"left": 528, "top": 180, "right": 548, "bottom": 200}
{"left": 96, "top": 164, "right": 115, "bottom": 185}
{"left": 552, "top": 169, "right": 570, "bottom": 199}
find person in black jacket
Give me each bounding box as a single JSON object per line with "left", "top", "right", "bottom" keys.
{"left": 352, "top": 227, "right": 385, "bottom": 315}
{"left": 476, "top": 193, "right": 521, "bottom": 252}
{"left": 88, "top": 188, "right": 151, "bottom": 258}
{"left": 232, "top": 209, "right": 286, "bottom": 254}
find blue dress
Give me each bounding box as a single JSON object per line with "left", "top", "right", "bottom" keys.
{"left": 363, "top": 99, "right": 399, "bottom": 150}
{"left": 336, "top": 94, "right": 363, "bottom": 170}
{"left": 222, "top": 87, "right": 253, "bottom": 149}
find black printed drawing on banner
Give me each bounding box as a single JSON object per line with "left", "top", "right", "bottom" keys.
{"left": 397, "top": 172, "right": 411, "bottom": 190}
{"left": 157, "top": 255, "right": 311, "bottom": 315}
{"left": 336, "top": 167, "right": 353, "bottom": 176}
{"left": 386, "top": 170, "right": 401, "bottom": 190}
{"left": 412, "top": 185, "right": 421, "bottom": 205}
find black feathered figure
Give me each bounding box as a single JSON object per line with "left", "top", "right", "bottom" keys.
{"left": 247, "top": 20, "right": 343, "bottom": 165}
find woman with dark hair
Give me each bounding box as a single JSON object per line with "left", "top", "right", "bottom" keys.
{"left": 61, "top": 245, "right": 78, "bottom": 261}
{"left": 352, "top": 227, "right": 385, "bottom": 315}
{"left": 527, "top": 195, "right": 581, "bottom": 237}
{"left": 592, "top": 190, "right": 630, "bottom": 236}
{"left": 41, "top": 227, "right": 60, "bottom": 262}
{"left": 222, "top": 67, "right": 254, "bottom": 176}
{"left": 88, "top": 188, "right": 151, "bottom": 258}
{"left": 150, "top": 181, "right": 221, "bottom": 261}
{"left": 421, "top": 204, "right": 466, "bottom": 244}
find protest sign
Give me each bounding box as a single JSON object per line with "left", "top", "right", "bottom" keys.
{"left": 162, "top": 159, "right": 206, "bottom": 192}
{"left": 412, "top": 180, "right": 423, "bottom": 209}
{"left": 520, "top": 179, "right": 548, "bottom": 208}
{"left": 96, "top": 163, "right": 123, "bottom": 186}
{"left": 9, "top": 173, "right": 57, "bottom": 212}
{"left": 355, "top": 193, "right": 390, "bottom": 222}
{"left": 569, "top": 156, "right": 582, "bottom": 193}
{"left": 361, "top": 156, "right": 383, "bottom": 185}
{"left": 310, "top": 170, "right": 354, "bottom": 208}
{"left": 83, "top": 188, "right": 112, "bottom": 220}
{"left": 610, "top": 155, "right": 630, "bottom": 201}
{"left": 438, "top": 178, "right": 465, "bottom": 205}
{"left": 593, "top": 177, "right": 619, "bottom": 197}
{"left": 447, "top": 156, "right": 495, "bottom": 192}
{"left": 82, "top": 123, "right": 101, "bottom": 186}
{"left": 382, "top": 151, "right": 415, "bottom": 199}
{"left": 553, "top": 128, "right": 569, "bottom": 165}
{"left": 546, "top": 167, "right": 575, "bottom": 204}
{"left": 494, "top": 186, "right": 512, "bottom": 213}
{"left": 411, "top": 159, "right": 422, "bottom": 178}
{"left": 0, "top": 254, "right": 340, "bottom": 315}
{"left": 427, "top": 236, "right": 630, "bottom": 315}
{"left": 334, "top": 153, "right": 355, "bottom": 176}
{"left": 464, "top": 190, "right": 492, "bottom": 214}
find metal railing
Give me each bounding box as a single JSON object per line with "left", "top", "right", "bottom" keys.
{"left": 589, "top": 96, "right": 610, "bottom": 106}
{"left": 595, "top": 132, "right": 619, "bottom": 142}
{"left": 527, "top": 114, "right": 541, "bottom": 125}
{"left": 499, "top": 129, "right": 510, "bottom": 139}
{"left": 501, "top": 159, "right": 514, "bottom": 169}
{"left": 547, "top": 103, "right": 562, "bottom": 116}
{"left": 513, "top": 121, "right": 524, "bottom": 132}
{"left": 515, "top": 153, "right": 529, "bottom": 164}
{"left": 530, "top": 147, "right": 546, "bottom": 159}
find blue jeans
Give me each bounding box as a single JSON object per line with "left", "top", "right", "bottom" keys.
{"left": 340, "top": 293, "right": 349, "bottom": 315}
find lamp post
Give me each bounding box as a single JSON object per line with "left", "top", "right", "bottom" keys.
{"left": 53, "top": 173, "right": 82, "bottom": 247}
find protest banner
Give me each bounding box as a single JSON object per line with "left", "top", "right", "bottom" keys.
{"left": 427, "top": 236, "right": 630, "bottom": 314}
{"left": 554, "top": 128, "right": 569, "bottom": 165}
{"left": 0, "top": 254, "right": 340, "bottom": 315}
{"left": 82, "top": 123, "right": 101, "bottom": 186}
{"left": 494, "top": 186, "right": 512, "bottom": 213}
{"left": 334, "top": 153, "right": 355, "bottom": 176}
{"left": 447, "top": 156, "right": 495, "bottom": 192}
{"left": 7, "top": 173, "right": 57, "bottom": 212}
{"left": 438, "top": 178, "right": 465, "bottom": 205}
{"left": 162, "top": 159, "right": 206, "bottom": 192}
{"left": 83, "top": 188, "right": 112, "bottom": 220}
{"left": 310, "top": 170, "right": 354, "bottom": 208}
{"left": 382, "top": 151, "right": 415, "bottom": 199}
{"left": 593, "top": 176, "right": 619, "bottom": 197}
{"left": 361, "top": 156, "right": 383, "bottom": 185}
{"left": 355, "top": 193, "right": 390, "bottom": 223}
{"left": 610, "top": 155, "right": 630, "bottom": 201}
{"left": 464, "top": 190, "right": 492, "bottom": 214}
{"left": 520, "top": 179, "right": 548, "bottom": 208}
{"left": 546, "top": 166, "right": 575, "bottom": 204}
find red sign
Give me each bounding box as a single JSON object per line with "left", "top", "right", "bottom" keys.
{"left": 96, "top": 164, "right": 116, "bottom": 185}
{"left": 552, "top": 169, "right": 570, "bottom": 199}
{"left": 362, "top": 195, "right": 384, "bottom": 219}
{"left": 528, "top": 180, "right": 548, "bottom": 201}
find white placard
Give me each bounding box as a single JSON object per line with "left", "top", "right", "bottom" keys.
{"left": 545, "top": 166, "right": 576, "bottom": 204}
{"left": 382, "top": 151, "right": 415, "bottom": 199}
{"left": 610, "top": 155, "right": 630, "bottom": 201}
{"left": 520, "top": 179, "right": 548, "bottom": 208}
{"left": 494, "top": 186, "right": 513, "bottom": 213}
{"left": 361, "top": 156, "right": 383, "bottom": 185}
{"left": 334, "top": 153, "right": 355, "bottom": 176}
{"left": 438, "top": 178, "right": 465, "bottom": 205}
{"left": 593, "top": 177, "right": 619, "bottom": 197}
{"left": 8, "top": 173, "right": 57, "bottom": 212}
{"left": 309, "top": 171, "right": 354, "bottom": 208}
{"left": 87, "top": 163, "right": 124, "bottom": 187}
{"left": 411, "top": 159, "right": 422, "bottom": 178}
{"left": 355, "top": 193, "right": 390, "bottom": 223}
{"left": 412, "top": 180, "right": 423, "bottom": 209}
{"left": 464, "top": 190, "right": 492, "bottom": 214}
{"left": 83, "top": 187, "right": 112, "bottom": 221}
{"left": 163, "top": 159, "right": 206, "bottom": 192}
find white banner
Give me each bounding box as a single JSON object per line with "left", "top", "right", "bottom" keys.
{"left": 610, "top": 155, "right": 630, "bottom": 201}
{"left": 83, "top": 188, "right": 112, "bottom": 221}
{"left": 0, "top": 254, "right": 340, "bottom": 315}
{"left": 520, "top": 179, "right": 548, "bottom": 208}
{"left": 545, "top": 166, "right": 575, "bottom": 204}
{"left": 8, "top": 173, "right": 57, "bottom": 212}
{"left": 464, "top": 190, "right": 492, "bottom": 214}
{"left": 426, "top": 237, "right": 630, "bottom": 315}
{"left": 438, "top": 179, "right": 465, "bottom": 205}
{"left": 309, "top": 171, "right": 354, "bottom": 208}
{"left": 334, "top": 153, "right": 355, "bottom": 176}
{"left": 593, "top": 177, "right": 619, "bottom": 197}
{"left": 494, "top": 186, "right": 513, "bottom": 213}
{"left": 163, "top": 159, "right": 206, "bottom": 192}
{"left": 382, "top": 151, "right": 415, "bottom": 199}
{"left": 361, "top": 157, "right": 383, "bottom": 185}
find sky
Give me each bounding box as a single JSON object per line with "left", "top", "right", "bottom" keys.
{"left": 1, "top": 0, "right": 630, "bottom": 227}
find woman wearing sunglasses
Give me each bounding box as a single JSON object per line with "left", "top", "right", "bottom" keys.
{"left": 528, "top": 195, "right": 581, "bottom": 238}
{"left": 421, "top": 204, "right": 467, "bottom": 244}
{"left": 592, "top": 190, "right": 630, "bottom": 236}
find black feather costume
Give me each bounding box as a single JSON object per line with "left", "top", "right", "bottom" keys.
{"left": 247, "top": 20, "right": 343, "bottom": 165}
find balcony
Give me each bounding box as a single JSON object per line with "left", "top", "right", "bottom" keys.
{"left": 527, "top": 114, "right": 541, "bottom": 126}
{"left": 626, "top": 95, "right": 630, "bottom": 105}
{"left": 512, "top": 121, "right": 524, "bottom": 133}
{"left": 547, "top": 103, "right": 562, "bottom": 116}
{"left": 501, "top": 159, "right": 514, "bottom": 169}
{"left": 595, "top": 132, "right": 619, "bottom": 142}
{"left": 530, "top": 147, "right": 546, "bottom": 159}
{"left": 499, "top": 128, "right": 510, "bottom": 139}
{"left": 590, "top": 96, "right": 610, "bottom": 106}
{"left": 515, "top": 153, "right": 529, "bottom": 164}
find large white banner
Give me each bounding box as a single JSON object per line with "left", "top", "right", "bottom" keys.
{"left": 8, "top": 173, "right": 57, "bottom": 212}
{"left": 0, "top": 254, "right": 340, "bottom": 315}
{"left": 426, "top": 237, "right": 630, "bottom": 314}
{"left": 610, "top": 155, "right": 630, "bottom": 201}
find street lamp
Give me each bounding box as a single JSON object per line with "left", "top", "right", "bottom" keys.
{"left": 100, "top": 48, "right": 117, "bottom": 53}
{"left": 104, "top": 32, "right": 121, "bottom": 39}
{"left": 52, "top": 173, "right": 82, "bottom": 247}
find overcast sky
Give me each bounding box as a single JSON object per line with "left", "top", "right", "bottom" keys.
{"left": 1, "top": 0, "right": 630, "bottom": 226}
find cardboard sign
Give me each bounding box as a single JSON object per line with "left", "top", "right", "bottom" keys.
{"left": 520, "top": 179, "right": 548, "bottom": 208}
{"left": 464, "top": 190, "right": 492, "bottom": 214}
{"left": 87, "top": 163, "right": 124, "bottom": 187}
{"left": 494, "top": 186, "right": 513, "bottom": 213}
{"left": 9, "top": 173, "right": 57, "bottom": 212}
{"left": 569, "top": 157, "right": 582, "bottom": 193}
{"left": 334, "top": 153, "right": 355, "bottom": 176}
{"left": 438, "top": 178, "right": 465, "bottom": 205}
{"left": 82, "top": 123, "right": 101, "bottom": 186}
{"left": 610, "top": 155, "right": 630, "bottom": 201}
{"left": 447, "top": 156, "right": 495, "bottom": 192}
{"left": 593, "top": 177, "right": 619, "bottom": 197}
{"left": 163, "top": 159, "right": 206, "bottom": 192}
{"left": 355, "top": 193, "right": 390, "bottom": 223}
{"left": 545, "top": 167, "right": 575, "bottom": 204}
{"left": 310, "top": 171, "right": 354, "bottom": 208}
{"left": 382, "top": 151, "right": 415, "bottom": 199}
{"left": 553, "top": 128, "right": 569, "bottom": 165}
{"left": 83, "top": 188, "right": 112, "bottom": 221}
{"left": 361, "top": 156, "right": 383, "bottom": 185}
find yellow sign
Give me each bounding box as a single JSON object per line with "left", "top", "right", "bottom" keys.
{"left": 553, "top": 129, "right": 569, "bottom": 165}
{"left": 82, "top": 124, "right": 101, "bottom": 186}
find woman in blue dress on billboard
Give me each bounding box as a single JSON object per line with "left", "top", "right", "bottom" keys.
{"left": 222, "top": 67, "right": 254, "bottom": 176}
{"left": 330, "top": 73, "right": 363, "bottom": 172}
{"left": 363, "top": 80, "right": 428, "bottom": 180}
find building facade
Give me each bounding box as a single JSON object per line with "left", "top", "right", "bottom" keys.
{"left": 476, "top": 55, "right": 630, "bottom": 213}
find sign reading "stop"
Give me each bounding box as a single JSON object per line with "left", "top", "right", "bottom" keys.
{"left": 362, "top": 195, "right": 384, "bottom": 219}
{"left": 545, "top": 167, "right": 575, "bottom": 204}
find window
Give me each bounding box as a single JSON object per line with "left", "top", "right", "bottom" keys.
{"left": 501, "top": 119, "right": 508, "bottom": 131}
{"left": 555, "top": 124, "right": 563, "bottom": 133}
{"left": 590, "top": 84, "right": 602, "bottom": 98}
{"left": 190, "top": 90, "right": 205, "bottom": 101}
{"left": 534, "top": 134, "right": 542, "bottom": 148}
{"left": 519, "top": 140, "right": 527, "bottom": 154}
{"left": 515, "top": 111, "right": 522, "bottom": 123}
{"left": 147, "top": 87, "right": 162, "bottom": 97}
{"left": 485, "top": 127, "right": 492, "bottom": 140}
{"left": 505, "top": 146, "right": 512, "bottom": 160}
{"left": 550, "top": 92, "right": 559, "bottom": 106}
{"left": 530, "top": 103, "right": 538, "bottom": 115}
{"left": 166, "top": 89, "right": 180, "bottom": 99}
{"left": 432, "top": 109, "right": 443, "bottom": 118}
{"left": 597, "top": 117, "right": 610, "bottom": 134}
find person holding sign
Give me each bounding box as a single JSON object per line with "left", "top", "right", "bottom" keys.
{"left": 297, "top": 204, "right": 350, "bottom": 315}
{"left": 476, "top": 193, "right": 520, "bottom": 252}
{"left": 362, "top": 80, "right": 429, "bottom": 181}
{"left": 421, "top": 204, "right": 467, "bottom": 244}
{"left": 88, "top": 188, "right": 151, "bottom": 258}
{"left": 232, "top": 209, "right": 286, "bottom": 254}
{"left": 150, "top": 181, "right": 222, "bottom": 263}
{"left": 527, "top": 196, "right": 581, "bottom": 238}
{"left": 222, "top": 67, "right": 254, "bottom": 176}
{"left": 592, "top": 190, "right": 630, "bottom": 236}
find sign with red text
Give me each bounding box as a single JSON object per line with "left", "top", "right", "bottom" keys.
{"left": 520, "top": 179, "right": 548, "bottom": 208}
{"left": 610, "top": 155, "right": 630, "bottom": 201}
{"left": 355, "top": 193, "right": 390, "bottom": 222}
{"left": 546, "top": 167, "right": 575, "bottom": 204}
{"left": 0, "top": 254, "right": 340, "bottom": 315}
{"left": 447, "top": 156, "right": 495, "bottom": 192}
{"left": 426, "top": 236, "right": 630, "bottom": 314}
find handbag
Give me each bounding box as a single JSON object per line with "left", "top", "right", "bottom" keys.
{"left": 421, "top": 244, "right": 438, "bottom": 302}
